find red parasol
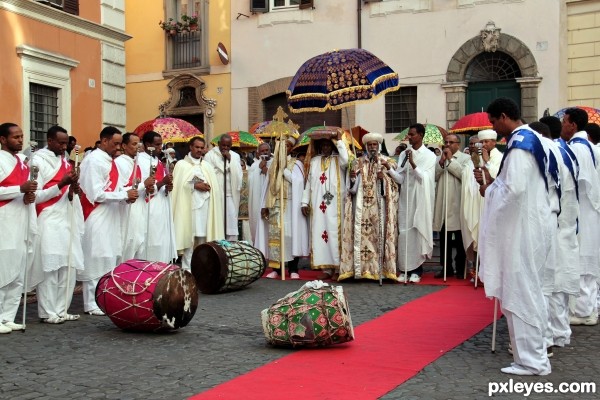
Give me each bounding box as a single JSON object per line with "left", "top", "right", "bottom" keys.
{"left": 449, "top": 112, "right": 492, "bottom": 134}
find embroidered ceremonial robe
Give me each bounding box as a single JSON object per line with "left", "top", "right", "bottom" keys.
{"left": 114, "top": 154, "right": 147, "bottom": 262}
{"left": 301, "top": 141, "right": 349, "bottom": 270}
{"left": 388, "top": 145, "right": 436, "bottom": 272}
{"left": 77, "top": 149, "right": 126, "bottom": 281}
{"left": 339, "top": 155, "right": 399, "bottom": 281}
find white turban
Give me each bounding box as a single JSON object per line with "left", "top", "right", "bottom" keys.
{"left": 362, "top": 132, "right": 383, "bottom": 145}
{"left": 286, "top": 136, "right": 296, "bottom": 146}
{"left": 478, "top": 129, "right": 497, "bottom": 140}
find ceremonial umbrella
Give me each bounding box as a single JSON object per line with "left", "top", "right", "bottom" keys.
{"left": 393, "top": 124, "right": 447, "bottom": 145}
{"left": 133, "top": 117, "right": 203, "bottom": 143}
{"left": 295, "top": 126, "right": 362, "bottom": 150}
{"left": 553, "top": 106, "right": 600, "bottom": 125}
{"left": 211, "top": 131, "right": 262, "bottom": 151}
{"left": 249, "top": 119, "right": 300, "bottom": 139}
{"left": 449, "top": 112, "right": 492, "bottom": 134}
{"left": 287, "top": 48, "right": 400, "bottom": 112}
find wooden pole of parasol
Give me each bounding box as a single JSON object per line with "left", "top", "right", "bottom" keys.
{"left": 279, "top": 130, "right": 286, "bottom": 281}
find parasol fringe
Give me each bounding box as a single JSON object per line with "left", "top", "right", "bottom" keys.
{"left": 448, "top": 126, "right": 493, "bottom": 133}
{"left": 286, "top": 72, "right": 400, "bottom": 102}
{"left": 286, "top": 84, "right": 401, "bottom": 114}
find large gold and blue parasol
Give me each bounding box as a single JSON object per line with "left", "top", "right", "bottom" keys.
{"left": 286, "top": 49, "right": 400, "bottom": 113}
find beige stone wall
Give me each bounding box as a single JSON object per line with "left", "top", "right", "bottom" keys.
{"left": 567, "top": 1, "right": 600, "bottom": 108}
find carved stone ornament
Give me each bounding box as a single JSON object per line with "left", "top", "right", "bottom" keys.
{"left": 481, "top": 21, "right": 501, "bottom": 52}
{"left": 159, "top": 73, "right": 217, "bottom": 119}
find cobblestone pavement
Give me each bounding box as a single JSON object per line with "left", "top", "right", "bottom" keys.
{"left": 2, "top": 267, "right": 598, "bottom": 400}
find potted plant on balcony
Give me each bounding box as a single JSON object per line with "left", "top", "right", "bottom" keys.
{"left": 181, "top": 13, "right": 199, "bottom": 32}
{"left": 159, "top": 18, "right": 180, "bottom": 36}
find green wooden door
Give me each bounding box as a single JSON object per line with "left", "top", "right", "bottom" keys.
{"left": 466, "top": 81, "right": 521, "bottom": 114}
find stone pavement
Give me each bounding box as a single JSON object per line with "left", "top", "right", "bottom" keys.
{"left": 1, "top": 271, "right": 598, "bottom": 400}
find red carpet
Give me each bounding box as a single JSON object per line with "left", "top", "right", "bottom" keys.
{"left": 190, "top": 285, "right": 497, "bottom": 400}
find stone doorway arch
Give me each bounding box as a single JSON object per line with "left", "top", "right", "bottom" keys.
{"left": 442, "top": 27, "right": 542, "bottom": 128}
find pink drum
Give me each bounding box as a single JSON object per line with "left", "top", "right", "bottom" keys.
{"left": 96, "top": 259, "right": 198, "bottom": 332}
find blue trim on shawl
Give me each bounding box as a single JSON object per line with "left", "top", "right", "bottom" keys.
{"left": 569, "top": 137, "right": 596, "bottom": 167}
{"left": 498, "top": 128, "right": 554, "bottom": 192}
{"left": 555, "top": 139, "right": 579, "bottom": 201}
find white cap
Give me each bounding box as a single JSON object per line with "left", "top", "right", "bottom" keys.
{"left": 362, "top": 132, "right": 383, "bottom": 145}
{"left": 286, "top": 136, "right": 297, "bottom": 146}
{"left": 477, "top": 129, "right": 497, "bottom": 140}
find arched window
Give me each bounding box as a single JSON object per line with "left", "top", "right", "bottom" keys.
{"left": 465, "top": 51, "right": 521, "bottom": 82}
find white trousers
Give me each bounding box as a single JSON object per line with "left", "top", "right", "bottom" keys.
{"left": 504, "top": 309, "right": 551, "bottom": 375}
{"left": 82, "top": 278, "right": 100, "bottom": 312}
{"left": 0, "top": 273, "right": 24, "bottom": 323}
{"left": 182, "top": 237, "right": 206, "bottom": 271}
{"left": 572, "top": 274, "right": 598, "bottom": 318}
{"left": 37, "top": 267, "right": 76, "bottom": 319}
{"left": 545, "top": 292, "right": 571, "bottom": 347}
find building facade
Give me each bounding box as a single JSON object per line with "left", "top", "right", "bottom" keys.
{"left": 0, "top": 0, "right": 129, "bottom": 148}
{"left": 230, "top": 0, "right": 599, "bottom": 140}
{"left": 125, "top": 0, "right": 232, "bottom": 143}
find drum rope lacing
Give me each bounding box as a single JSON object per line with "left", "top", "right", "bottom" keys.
{"left": 109, "top": 261, "right": 170, "bottom": 295}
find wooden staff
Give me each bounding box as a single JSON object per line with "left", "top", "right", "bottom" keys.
{"left": 21, "top": 141, "right": 39, "bottom": 331}
{"left": 64, "top": 145, "right": 81, "bottom": 316}
{"left": 474, "top": 143, "right": 486, "bottom": 289}
{"left": 403, "top": 148, "right": 410, "bottom": 285}
{"left": 491, "top": 297, "right": 498, "bottom": 353}
{"left": 443, "top": 156, "right": 449, "bottom": 282}
{"left": 223, "top": 155, "right": 227, "bottom": 240}
{"left": 165, "top": 159, "right": 175, "bottom": 262}
{"left": 376, "top": 154, "right": 384, "bottom": 287}
{"left": 279, "top": 136, "right": 285, "bottom": 280}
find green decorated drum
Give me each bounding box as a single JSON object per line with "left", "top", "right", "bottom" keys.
{"left": 261, "top": 282, "right": 354, "bottom": 347}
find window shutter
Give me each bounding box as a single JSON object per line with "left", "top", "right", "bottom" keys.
{"left": 299, "top": 0, "right": 313, "bottom": 9}
{"left": 250, "top": 0, "right": 269, "bottom": 13}
{"left": 63, "top": 0, "right": 79, "bottom": 15}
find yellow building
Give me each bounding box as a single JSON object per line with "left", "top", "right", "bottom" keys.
{"left": 0, "top": 0, "right": 130, "bottom": 148}
{"left": 566, "top": 0, "right": 600, "bottom": 109}
{"left": 125, "top": 0, "right": 231, "bottom": 145}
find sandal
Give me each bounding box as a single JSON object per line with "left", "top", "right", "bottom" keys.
{"left": 42, "top": 316, "right": 65, "bottom": 324}
{"left": 60, "top": 313, "right": 80, "bottom": 322}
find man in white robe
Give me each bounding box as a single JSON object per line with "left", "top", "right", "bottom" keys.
{"left": 114, "top": 133, "right": 147, "bottom": 262}
{"left": 460, "top": 136, "right": 483, "bottom": 274}
{"left": 263, "top": 137, "right": 309, "bottom": 279}
{"left": 248, "top": 142, "right": 271, "bottom": 255}
{"left": 0, "top": 123, "right": 37, "bottom": 333}
{"left": 138, "top": 131, "right": 176, "bottom": 263}
{"left": 301, "top": 133, "right": 349, "bottom": 279}
{"left": 172, "top": 136, "right": 224, "bottom": 270}
{"left": 388, "top": 123, "right": 436, "bottom": 283}
{"left": 561, "top": 108, "right": 600, "bottom": 326}
{"left": 31, "top": 126, "right": 83, "bottom": 324}
{"left": 340, "top": 133, "right": 399, "bottom": 282}
{"left": 531, "top": 121, "right": 580, "bottom": 351}
{"left": 204, "top": 134, "right": 243, "bottom": 241}
{"left": 480, "top": 129, "right": 503, "bottom": 178}
{"left": 78, "top": 127, "right": 138, "bottom": 315}
{"left": 433, "top": 134, "right": 471, "bottom": 279}
{"left": 478, "top": 98, "right": 552, "bottom": 376}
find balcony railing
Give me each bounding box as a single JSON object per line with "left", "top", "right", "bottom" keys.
{"left": 170, "top": 30, "right": 201, "bottom": 70}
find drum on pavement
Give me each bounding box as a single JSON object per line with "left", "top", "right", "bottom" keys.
{"left": 191, "top": 240, "right": 266, "bottom": 294}
{"left": 96, "top": 259, "right": 198, "bottom": 332}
